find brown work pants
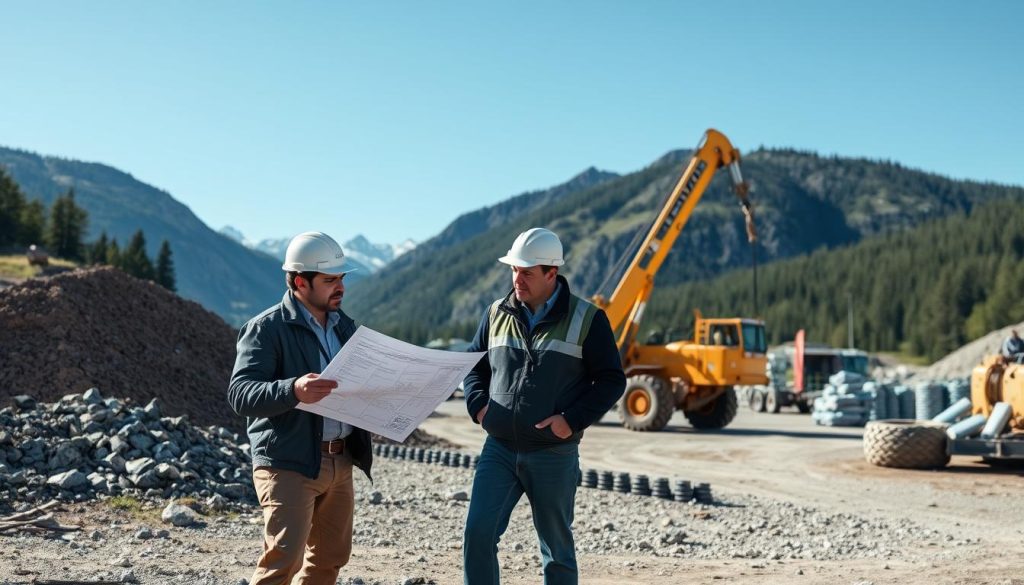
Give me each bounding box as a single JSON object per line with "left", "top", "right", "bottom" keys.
{"left": 249, "top": 452, "right": 354, "bottom": 585}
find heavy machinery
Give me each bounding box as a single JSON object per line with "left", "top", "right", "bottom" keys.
{"left": 863, "top": 353, "right": 1024, "bottom": 469}
{"left": 591, "top": 129, "right": 768, "bottom": 432}
{"left": 957, "top": 355, "right": 1024, "bottom": 461}
{"left": 747, "top": 330, "right": 870, "bottom": 414}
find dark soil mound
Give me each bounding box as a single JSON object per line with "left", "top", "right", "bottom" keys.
{"left": 0, "top": 267, "right": 240, "bottom": 430}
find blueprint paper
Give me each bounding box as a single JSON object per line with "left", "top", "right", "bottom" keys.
{"left": 296, "top": 326, "right": 485, "bottom": 442}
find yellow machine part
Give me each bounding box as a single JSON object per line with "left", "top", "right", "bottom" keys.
{"left": 631, "top": 340, "right": 767, "bottom": 387}
{"left": 970, "top": 355, "right": 1024, "bottom": 430}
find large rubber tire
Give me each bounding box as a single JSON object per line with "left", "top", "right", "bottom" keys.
{"left": 684, "top": 387, "right": 738, "bottom": 430}
{"left": 619, "top": 375, "right": 675, "bottom": 432}
{"left": 748, "top": 388, "right": 767, "bottom": 412}
{"left": 795, "top": 399, "right": 812, "bottom": 414}
{"left": 863, "top": 420, "right": 950, "bottom": 469}
{"left": 765, "top": 389, "right": 782, "bottom": 414}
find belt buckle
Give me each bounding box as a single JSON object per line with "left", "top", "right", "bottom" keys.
{"left": 326, "top": 439, "right": 344, "bottom": 454}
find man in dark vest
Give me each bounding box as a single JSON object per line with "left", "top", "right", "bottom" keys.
{"left": 462, "top": 227, "right": 626, "bottom": 585}
{"left": 228, "top": 231, "right": 373, "bottom": 585}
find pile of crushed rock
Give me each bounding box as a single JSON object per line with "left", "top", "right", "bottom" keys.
{"left": 914, "top": 319, "right": 1024, "bottom": 380}
{"left": 0, "top": 388, "right": 255, "bottom": 511}
{"left": 0, "top": 267, "right": 240, "bottom": 430}
{"left": 0, "top": 388, "right": 461, "bottom": 514}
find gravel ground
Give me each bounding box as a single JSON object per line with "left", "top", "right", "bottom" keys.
{"left": 0, "top": 455, "right": 992, "bottom": 585}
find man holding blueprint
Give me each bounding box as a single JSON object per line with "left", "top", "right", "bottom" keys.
{"left": 228, "top": 231, "right": 373, "bottom": 585}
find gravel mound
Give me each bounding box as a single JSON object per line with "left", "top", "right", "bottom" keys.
{"left": 915, "top": 320, "right": 1024, "bottom": 381}
{"left": 0, "top": 388, "right": 468, "bottom": 515}
{"left": 0, "top": 388, "right": 255, "bottom": 510}
{"left": 0, "top": 267, "right": 240, "bottom": 430}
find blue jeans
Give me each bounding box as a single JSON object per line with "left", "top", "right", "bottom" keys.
{"left": 463, "top": 435, "right": 580, "bottom": 585}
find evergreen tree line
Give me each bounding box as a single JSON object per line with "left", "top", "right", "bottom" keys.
{"left": 1, "top": 168, "right": 88, "bottom": 260}
{"left": 641, "top": 198, "right": 1024, "bottom": 361}
{"left": 90, "top": 229, "right": 177, "bottom": 292}
{"left": 0, "top": 167, "right": 176, "bottom": 291}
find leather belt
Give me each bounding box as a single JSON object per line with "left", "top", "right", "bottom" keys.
{"left": 321, "top": 438, "right": 346, "bottom": 454}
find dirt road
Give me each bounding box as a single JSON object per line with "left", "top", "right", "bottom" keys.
{"left": 422, "top": 399, "right": 1024, "bottom": 583}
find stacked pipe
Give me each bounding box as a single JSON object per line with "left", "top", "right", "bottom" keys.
{"left": 893, "top": 385, "right": 916, "bottom": 419}
{"left": 812, "top": 371, "right": 872, "bottom": 427}
{"left": 915, "top": 382, "right": 948, "bottom": 420}
{"left": 866, "top": 382, "right": 894, "bottom": 421}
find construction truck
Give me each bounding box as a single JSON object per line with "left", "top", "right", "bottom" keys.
{"left": 746, "top": 330, "right": 870, "bottom": 414}
{"left": 863, "top": 353, "right": 1024, "bottom": 469}
{"left": 591, "top": 129, "right": 768, "bottom": 432}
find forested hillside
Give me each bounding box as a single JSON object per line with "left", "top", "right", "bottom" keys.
{"left": 644, "top": 199, "right": 1024, "bottom": 361}
{"left": 0, "top": 147, "right": 281, "bottom": 324}
{"left": 346, "top": 146, "right": 1024, "bottom": 346}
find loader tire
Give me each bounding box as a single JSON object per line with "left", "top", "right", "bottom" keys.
{"left": 684, "top": 387, "right": 738, "bottom": 430}
{"left": 620, "top": 375, "right": 675, "bottom": 432}
{"left": 863, "top": 420, "right": 950, "bottom": 469}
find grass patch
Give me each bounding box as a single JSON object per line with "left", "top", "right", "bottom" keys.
{"left": 0, "top": 254, "right": 77, "bottom": 280}
{"left": 105, "top": 495, "right": 161, "bottom": 522}
{"left": 107, "top": 495, "right": 144, "bottom": 513}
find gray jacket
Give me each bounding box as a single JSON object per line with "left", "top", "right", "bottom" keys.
{"left": 228, "top": 291, "right": 373, "bottom": 481}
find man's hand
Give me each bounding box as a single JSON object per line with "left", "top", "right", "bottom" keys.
{"left": 294, "top": 373, "right": 337, "bottom": 404}
{"left": 475, "top": 404, "right": 489, "bottom": 424}
{"left": 535, "top": 414, "right": 572, "bottom": 439}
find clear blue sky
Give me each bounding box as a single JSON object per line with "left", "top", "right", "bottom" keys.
{"left": 1, "top": 1, "right": 1021, "bottom": 245}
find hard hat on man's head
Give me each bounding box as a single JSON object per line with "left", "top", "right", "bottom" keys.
{"left": 281, "top": 231, "right": 352, "bottom": 274}
{"left": 498, "top": 228, "right": 565, "bottom": 268}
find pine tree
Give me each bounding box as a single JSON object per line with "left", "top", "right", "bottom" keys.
{"left": 0, "top": 168, "right": 26, "bottom": 247}
{"left": 106, "top": 238, "right": 121, "bottom": 268}
{"left": 90, "top": 232, "right": 110, "bottom": 265}
{"left": 122, "top": 229, "right": 154, "bottom": 280}
{"left": 18, "top": 200, "right": 46, "bottom": 247}
{"left": 155, "top": 240, "right": 176, "bottom": 291}
{"left": 44, "top": 189, "right": 88, "bottom": 261}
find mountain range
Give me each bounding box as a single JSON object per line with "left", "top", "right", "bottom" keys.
{"left": 342, "top": 147, "right": 1024, "bottom": 345}
{"left": 0, "top": 146, "right": 283, "bottom": 325}
{"left": 218, "top": 227, "right": 416, "bottom": 274}
{"left": 6, "top": 139, "right": 1022, "bottom": 351}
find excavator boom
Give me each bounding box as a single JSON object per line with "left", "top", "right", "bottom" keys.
{"left": 594, "top": 128, "right": 756, "bottom": 350}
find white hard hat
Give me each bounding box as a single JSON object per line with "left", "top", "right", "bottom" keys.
{"left": 281, "top": 231, "right": 351, "bottom": 274}
{"left": 498, "top": 228, "right": 564, "bottom": 268}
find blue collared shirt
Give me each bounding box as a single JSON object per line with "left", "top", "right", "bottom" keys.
{"left": 295, "top": 300, "right": 351, "bottom": 440}
{"left": 521, "top": 282, "right": 562, "bottom": 334}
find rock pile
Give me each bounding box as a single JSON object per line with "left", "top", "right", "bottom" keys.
{"left": 915, "top": 319, "right": 1024, "bottom": 380}
{"left": 0, "top": 267, "right": 240, "bottom": 430}
{"left": 0, "top": 388, "right": 254, "bottom": 510}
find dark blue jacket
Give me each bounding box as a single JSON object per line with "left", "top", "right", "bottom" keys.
{"left": 228, "top": 291, "right": 373, "bottom": 481}
{"left": 464, "top": 275, "right": 625, "bottom": 451}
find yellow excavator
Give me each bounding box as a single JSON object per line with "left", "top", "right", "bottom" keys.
{"left": 591, "top": 129, "right": 768, "bottom": 432}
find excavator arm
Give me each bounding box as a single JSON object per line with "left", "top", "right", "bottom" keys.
{"left": 592, "top": 128, "right": 757, "bottom": 353}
